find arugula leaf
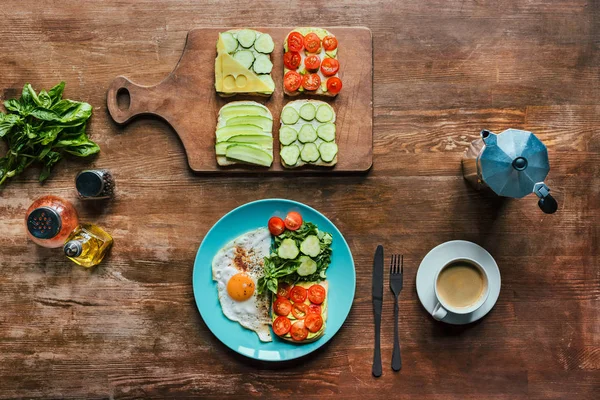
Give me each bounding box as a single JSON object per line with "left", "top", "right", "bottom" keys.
{"left": 257, "top": 222, "right": 333, "bottom": 295}
{"left": 0, "top": 82, "right": 99, "bottom": 187}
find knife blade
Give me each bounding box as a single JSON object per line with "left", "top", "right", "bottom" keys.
{"left": 372, "top": 245, "right": 384, "bottom": 377}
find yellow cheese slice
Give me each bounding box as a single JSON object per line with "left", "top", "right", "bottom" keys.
{"left": 216, "top": 52, "right": 272, "bottom": 94}
{"left": 216, "top": 33, "right": 227, "bottom": 53}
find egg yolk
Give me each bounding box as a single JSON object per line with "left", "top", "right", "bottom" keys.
{"left": 227, "top": 273, "right": 255, "bottom": 301}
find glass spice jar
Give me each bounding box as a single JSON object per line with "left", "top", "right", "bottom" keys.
{"left": 25, "top": 195, "right": 79, "bottom": 248}
{"left": 75, "top": 169, "right": 115, "bottom": 200}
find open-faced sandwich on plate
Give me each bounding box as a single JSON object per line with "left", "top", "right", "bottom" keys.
{"left": 279, "top": 100, "right": 337, "bottom": 168}
{"left": 258, "top": 211, "right": 333, "bottom": 343}
{"left": 215, "top": 101, "right": 273, "bottom": 167}
{"left": 215, "top": 29, "right": 275, "bottom": 97}
{"left": 283, "top": 28, "right": 342, "bottom": 97}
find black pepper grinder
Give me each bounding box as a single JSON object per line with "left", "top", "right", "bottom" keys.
{"left": 75, "top": 169, "right": 115, "bottom": 200}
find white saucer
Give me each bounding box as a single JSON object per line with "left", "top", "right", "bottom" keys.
{"left": 416, "top": 240, "right": 501, "bottom": 325}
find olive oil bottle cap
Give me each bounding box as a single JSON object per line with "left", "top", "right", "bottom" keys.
{"left": 64, "top": 240, "right": 83, "bottom": 257}
{"left": 27, "top": 207, "right": 62, "bottom": 239}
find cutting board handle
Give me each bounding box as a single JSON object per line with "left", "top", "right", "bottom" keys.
{"left": 106, "top": 76, "right": 166, "bottom": 125}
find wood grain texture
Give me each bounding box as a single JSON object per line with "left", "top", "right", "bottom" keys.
{"left": 0, "top": 0, "right": 599, "bottom": 399}
{"left": 106, "top": 27, "right": 373, "bottom": 172}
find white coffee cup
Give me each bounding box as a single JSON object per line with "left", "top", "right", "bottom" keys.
{"left": 432, "top": 257, "right": 490, "bottom": 321}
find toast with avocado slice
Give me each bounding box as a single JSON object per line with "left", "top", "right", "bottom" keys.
{"left": 283, "top": 28, "right": 342, "bottom": 97}
{"left": 271, "top": 281, "right": 328, "bottom": 343}
{"left": 279, "top": 100, "right": 338, "bottom": 168}
{"left": 215, "top": 29, "right": 275, "bottom": 97}
{"left": 216, "top": 101, "right": 273, "bottom": 167}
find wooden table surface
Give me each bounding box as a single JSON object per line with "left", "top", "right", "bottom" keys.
{"left": 0, "top": 1, "right": 598, "bottom": 399}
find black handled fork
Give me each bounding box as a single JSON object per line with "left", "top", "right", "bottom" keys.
{"left": 389, "top": 254, "right": 403, "bottom": 371}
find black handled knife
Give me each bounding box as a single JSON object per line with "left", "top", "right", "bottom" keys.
{"left": 372, "top": 245, "right": 384, "bottom": 377}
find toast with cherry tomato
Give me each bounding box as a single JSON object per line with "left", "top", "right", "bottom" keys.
{"left": 283, "top": 28, "right": 342, "bottom": 97}
{"left": 271, "top": 281, "right": 328, "bottom": 343}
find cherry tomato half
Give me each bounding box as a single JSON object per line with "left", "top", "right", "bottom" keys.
{"left": 304, "top": 55, "right": 321, "bottom": 71}
{"left": 320, "top": 58, "right": 339, "bottom": 77}
{"left": 291, "top": 302, "right": 309, "bottom": 320}
{"left": 308, "top": 304, "right": 322, "bottom": 315}
{"left": 284, "top": 211, "right": 303, "bottom": 231}
{"left": 283, "top": 51, "right": 301, "bottom": 70}
{"left": 322, "top": 35, "right": 338, "bottom": 51}
{"left": 304, "top": 313, "right": 323, "bottom": 333}
{"left": 287, "top": 32, "right": 304, "bottom": 52}
{"left": 273, "top": 298, "right": 292, "bottom": 316}
{"left": 302, "top": 73, "right": 321, "bottom": 91}
{"left": 277, "top": 282, "right": 292, "bottom": 299}
{"left": 308, "top": 284, "right": 326, "bottom": 305}
{"left": 289, "top": 285, "right": 307, "bottom": 303}
{"left": 273, "top": 316, "right": 291, "bottom": 336}
{"left": 304, "top": 33, "right": 321, "bottom": 53}
{"left": 326, "top": 77, "right": 343, "bottom": 95}
{"left": 268, "top": 216, "right": 285, "bottom": 236}
{"left": 290, "top": 320, "right": 309, "bottom": 341}
{"left": 284, "top": 71, "right": 302, "bottom": 92}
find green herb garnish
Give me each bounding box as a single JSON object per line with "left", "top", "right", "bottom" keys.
{"left": 0, "top": 82, "right": 99, "bottom": 186}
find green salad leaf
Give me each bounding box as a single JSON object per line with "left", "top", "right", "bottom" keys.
{"left": 0, "top": 82, "right": 99, "bottom": 186}
{"left": 257, "top": 222, "right": 333, "bottom": 295}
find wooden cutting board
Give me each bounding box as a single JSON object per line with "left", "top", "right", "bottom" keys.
{"left": 106, "top": 27, "right": 372, "bottom": 173}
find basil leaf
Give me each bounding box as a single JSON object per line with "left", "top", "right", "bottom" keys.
{"left": 62, "top": 140, "right": 100, "bottom": 157}
{"left": 0, "top": 114, "right": 20, "bottom": 137}
{"left": 48, "top": 81, "right": 65, "bottom": 105}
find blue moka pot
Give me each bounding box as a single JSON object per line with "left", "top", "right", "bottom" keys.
{"left": 461, "top": 128, "right": 558, "bottom": 214}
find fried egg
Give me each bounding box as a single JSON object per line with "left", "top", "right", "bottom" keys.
{"left": 212, "top": 227, "right": 272, "bottom": 342}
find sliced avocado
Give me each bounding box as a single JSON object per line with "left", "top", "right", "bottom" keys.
{"left": 225, "top": 115, "right": 273, "bottom": 131}
{"left": 220, "top": 104, "right": 271, "bottom": 119}
{"left": 216, "top": 124, "right": 270, "bottom": 142}
{"left": 325, "top": 49, "right": 338, "bottom": 58}
{"left": 224, "top": 134, "right": 273, "bottom": 146}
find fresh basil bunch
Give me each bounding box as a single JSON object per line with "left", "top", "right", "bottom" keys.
{"left": 0, "top": 82, "right": 99, "bottom": 186}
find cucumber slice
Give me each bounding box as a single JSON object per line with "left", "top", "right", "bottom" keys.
{"left": 300, "top": 142, "right": 320, "bottom": 162}
{"left": 233, "top": 50, "right": 254, "bottom": 69}
{"left": 225, "top": 134, "right": 273, "bottom": 146}
{"left": 220, "top": 32, "right": 238, "bottom": 53}
{"left": 279, "top": 126, "right": 298, "bottom": 146}
{"left": 316, "top": 104, "right": 334, "bottom": 122}
{"left": 298, "top": 124, "right": 317, "bottom": 143}
{"left": 225, "top": 144, "right": 272, "bottom": 167}
{"left": 325, "top": 49, "right": 338, "bottom": 58}
{"left": 225, "top": 115, "right": 273, "bottom": 131}
{"left": 297, "top": 255, "right": 317, "bottom": 276}
{"left": 300, "top": 235, "right": 321, "bottom": 257}
{"left": 319, "top": 142, "right": 338, "bottom": 163}
{"left": 317, "top": 123, "right": 336, "bottom": 142}
{"left": 220, "top": 104, "right": 270, "bottom": 119}
{"left": 216, "top": 125, "right": 269, "bottom": 142}
{"left": 257, "top": 74, "right": 275, "bottom": 92}
{"left": 278, "top": 238, "right": 299, "bottom": 259}
{"left": 280, "top": 144, "right": 300, "bottom": 166}
{"left": 216, "top": 142, "right": 269, "bottom": 156}
{"left": 254, "top": 33, "right": 275, "bottom": 53}
{"left": 281, "top": 106, "right": 300, "bottom": 125}
{"left": 237, "top": 29, "right": 256, "bottom": 48}
{"left": 253, "top": 54, "right": 273, "bottom": 74}
{"left": 299, "top": 103, "right": 316, "bottom": 121}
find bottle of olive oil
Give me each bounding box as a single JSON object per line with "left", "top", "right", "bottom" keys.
{"left": 63, "top": 223, "right": 113, "bottom": 268}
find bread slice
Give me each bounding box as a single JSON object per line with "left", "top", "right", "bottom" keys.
{"left": 279, "top": 100, "right": 337, "bottom": 168}
{"left": 215, "top": 101, "right": 274, "bottom": 167}
{"left": 283, "top": 27, "right": 340, "bottom": 97}
{"left": 272, "top": 281, "right": 329, "bottom": 343}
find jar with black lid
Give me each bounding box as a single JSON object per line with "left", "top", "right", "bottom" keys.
{"left": 75, "top": 169, "right": 115, "bottom": 199}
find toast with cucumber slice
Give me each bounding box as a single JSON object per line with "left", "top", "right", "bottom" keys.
{"left": 283, "top": 28, "right": 342, "bottom": 97}
{"left": 216, "top": 101, "right": 274, "bottom": 167}
{"left": 215, "top": 29, "right": 275, "bottom": 97}
{"left": 279, "top": 100, "right": 338, "bottom": 168}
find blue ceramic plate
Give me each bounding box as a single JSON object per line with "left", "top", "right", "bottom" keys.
{"left": 193, "top": 199, "right": 355, "bottom": 361}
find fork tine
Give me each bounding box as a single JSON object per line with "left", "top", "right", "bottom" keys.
{"left": 401, "top": 255, "right": 404, "bottom": 274}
